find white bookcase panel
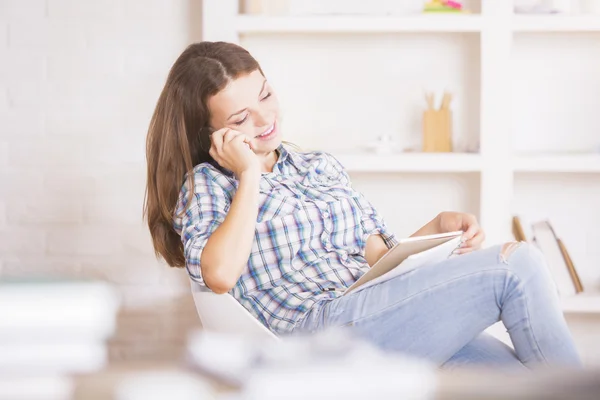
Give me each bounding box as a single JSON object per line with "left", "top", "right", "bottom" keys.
{"left": 513, "top": 153, "right": 600, "bottom": 172}
{"left": 513, "top": 173, "right": 600, "bottom": 293}
{"left": 240, "top": 0, "right": 483, "bottom": 16}
{"left": 513, "top": 15, "right": 600, "bottom": 32}
{"left": 236, "top": 15, "right": 483, "bottom": 33}
{"left": 511, "top": 32, "right": 600, "bottom": 154}
{"left": 336, "top": 152, "right": 482, "bottom": 173}
{"left": 350, "top": 172, "right": 481, "bottom": 238}
{"left": 204, "top": 0, "right": 600, "bottom": 362}
{"left": 239, "top": 33, "right": 480, "bottom": 153}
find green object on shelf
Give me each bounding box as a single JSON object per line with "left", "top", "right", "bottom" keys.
{"left": 423, "top": 1, "right": 464, "bottom": 13}
{"left": 423, "top": 6, "right": 462, "bottom": 13}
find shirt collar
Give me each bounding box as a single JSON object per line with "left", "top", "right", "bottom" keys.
{"left": 275, "top": 143, "right": 290, "bottom": 167}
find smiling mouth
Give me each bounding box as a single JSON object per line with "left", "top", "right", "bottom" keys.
{"left": 255, "top": 122, "right": 275, "bottom": 138}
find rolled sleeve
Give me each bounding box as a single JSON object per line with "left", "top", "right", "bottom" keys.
{"left": 326, "top": 152, "right": 398, "bottom": 249}
{"left": 173, "top": 166, "right": 231, "bottom": 284}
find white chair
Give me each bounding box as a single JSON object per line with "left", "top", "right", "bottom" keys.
{"left": 190, "top": 279, "right": 278, "bottom": 340}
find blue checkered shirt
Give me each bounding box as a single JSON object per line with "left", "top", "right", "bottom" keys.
{"left": 174, "top": 145, "right": 397, "bottom": 334}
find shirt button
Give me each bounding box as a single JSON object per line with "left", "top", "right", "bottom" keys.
{"left": 275, "top": 176, "right": 283, "bottom": 182}
{"left": 322, "top": 211, "right": 330, "bottom": 219}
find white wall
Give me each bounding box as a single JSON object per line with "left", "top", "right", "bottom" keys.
{"left": 0, "top": 0, "right": 203, "bottom": 361}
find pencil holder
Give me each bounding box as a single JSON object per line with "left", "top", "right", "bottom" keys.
{"left": 422, "top": 109, "right": 452, "bottom": 152}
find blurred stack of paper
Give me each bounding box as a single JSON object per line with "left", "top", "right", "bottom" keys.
{"left": 186, "top": 328, "right": 437, "bottom": 400}
{"left": 0, "top": 279, "right": 121, "bottom": 400}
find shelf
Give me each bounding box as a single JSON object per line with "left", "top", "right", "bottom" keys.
{"left": 236, "top": 15, "right": 600, "bottom": 34}
{"left": 513, "top": 15, "right": 600, "bottom": 32}
{"left": 561, "top": 293, "right": 600, "bottom": 314}
{"left": 335, "top": 152, "right": 482, "bottom": 173}
{"left": 235, "top": 15, "right": 483, "bottom": 34}
{"left": 513, "top": 154, "right": 600, "bottom": 173}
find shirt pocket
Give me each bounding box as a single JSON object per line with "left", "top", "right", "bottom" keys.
{"left": 245, "top": 212, "right": 305, "bottom": 292}
{"left": 257, "top": 188, "right": 302, "bottom": 223}
{"left": 310, "top": 163, "right": 345, "bottom": 187}
{"left": 327, "top": 196, "right": 363, "bottom": 254}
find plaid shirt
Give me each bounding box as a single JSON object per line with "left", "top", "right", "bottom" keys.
{"left": 174, "top": 145, "right": 397, "bottom": 334}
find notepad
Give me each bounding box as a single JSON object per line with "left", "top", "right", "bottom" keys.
{"left": 343, "top": 231, "right": 463, "bottom": 295}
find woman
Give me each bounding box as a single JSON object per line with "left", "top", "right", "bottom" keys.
{"left": 144, "top": 41, "right": 581, "bottom": 369}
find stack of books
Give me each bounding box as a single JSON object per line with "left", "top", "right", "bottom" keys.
{"left": 513, "top": 216, "right": 584, "bottom": 297}
{"left": 0, "top": 279, "right": 120, "bottom": 400}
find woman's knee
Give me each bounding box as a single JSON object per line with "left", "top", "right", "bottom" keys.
{"left": 498, "top": 241, "right": 548, "bottom": 280}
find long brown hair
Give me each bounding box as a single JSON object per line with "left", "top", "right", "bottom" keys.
{"left": 144, "top": 41, "right": 263, "bottom": 268}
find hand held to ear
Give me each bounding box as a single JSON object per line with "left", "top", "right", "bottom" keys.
{"left": 209, "top": 128, "right": 260, "bottom": 177}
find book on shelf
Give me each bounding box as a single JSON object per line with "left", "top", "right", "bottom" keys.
{"left": 531, "top": 220, "right": 583, "bottom": 297}
{"left": 557, "top": 238, "right": 584, "bottom": 294}
{"left": 512, "top": 216, "right": 528, "bottom": 242}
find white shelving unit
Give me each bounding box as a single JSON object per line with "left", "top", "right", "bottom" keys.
{"left": 236, "top": 14, "right": 483, "bottom": 33}
{"left": 335, "top": 152, "right": 482, "bottom": 173}
{"left": 561, "top": 294, "right": 600, "bottom": 314}
{"left": 514, "top": 154, "right": 600, "bottom": 173}
{"left": 202, "top": 1, "right": 600, "bottom": 314}
{"left": 513, "top": 15, "right": 600, "bottom": 32}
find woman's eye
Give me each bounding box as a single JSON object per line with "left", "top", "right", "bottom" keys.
{"left": 261, "top": 92, "right": 272, "bottom": 101}
{"left": 233, "top": 116, "right": 248, "bottom": 126}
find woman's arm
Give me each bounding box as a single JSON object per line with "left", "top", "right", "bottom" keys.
{"left": 364, "top": 215, "right": 442, "bottom": 267}
{"left": 364, "top": 234, "right": 391, "bottom": 267}
{"left": 411, "top": 211, "right": 485, "bottom": 255}
{"left": 409, "top": 214, "right": 443, "bottom": 237}
{"left": 365, "top": 212, "right": 486, "bottom": 267}
{"left": 201, "top": 171, "right": 260, "bottom": 293}
{"left": 365, "top": 215, "right": 441, "bottom": 267}
{"left": 199, "top": 129, "right": 261, "bottom": 294}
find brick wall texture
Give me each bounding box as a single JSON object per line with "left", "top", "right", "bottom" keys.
{"left": 0, "top": 0, "right": 204, "bottom": 362}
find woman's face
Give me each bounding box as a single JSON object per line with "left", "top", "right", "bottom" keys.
{"left": 208, "top": 70, "right": 281, "bottom": 156}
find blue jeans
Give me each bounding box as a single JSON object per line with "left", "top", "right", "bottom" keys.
{"left": 292, "top": 243, "right": 581, "bottom": 369}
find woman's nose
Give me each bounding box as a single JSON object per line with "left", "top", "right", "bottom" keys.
{"left": 254, "top": 110, "right": 271, "bottom": 128}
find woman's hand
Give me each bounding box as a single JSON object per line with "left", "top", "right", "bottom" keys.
{"left": 437, "top": 212, "right": 485, "bottom": 254}
{"left": 209, "top": 128, "right": 260, "bottom": 177}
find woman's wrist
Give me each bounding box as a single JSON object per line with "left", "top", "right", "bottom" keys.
{"left": 434, "top": 212, "right": 445, "bottom": 233}
{"left": 237, "top": 168, "right": 261, "bottom": 208}
{"left": 410, "top": 213, "right": 444, "bottom": 237}
{"left": 238, "top": 167, "right": 261, "bottom": 182}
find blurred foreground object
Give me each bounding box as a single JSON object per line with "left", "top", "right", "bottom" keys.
{"left": 438, "top": 367, "right": 600, "bottom": 400}
{"left": 186, "top": 328, "right": 600, "bottom": 400}
{"left": 115, "top": 370, "right": 216, "bottom": 400}
{"left": 0, "top": 279, "right": 120, "bottom": 400}
{"left": 186, "top": 328, "right": 437, "bottom": 399}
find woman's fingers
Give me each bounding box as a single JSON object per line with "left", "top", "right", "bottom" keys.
{"left": 462, "top": 213, "right": 479, "bottom": 235}
{"left": 242, "top": 134, "right": 254, "bottom": 150}
{"left": 210, "top": 128, "right": 229, "bottom": 156}
{"left": 455, "top": 230, "right": 485, "bottom": 254}
{"left": 223, "top": 129, "right": 242, "bottom": 144}
{"left": 466, "top": 230, "right": 485, "bottom": 248}
{"left": 454, "top": 246, "right": 475, "bottom": 255}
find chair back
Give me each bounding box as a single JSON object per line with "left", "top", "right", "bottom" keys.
{"left": 190, "top": 279, "right": 277, "bottom": 340}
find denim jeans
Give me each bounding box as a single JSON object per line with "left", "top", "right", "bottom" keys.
{"left": 292, "top": 243, "right": 582, "bottom": 369}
